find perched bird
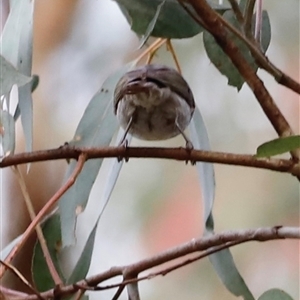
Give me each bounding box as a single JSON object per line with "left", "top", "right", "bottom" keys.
{"left": 113, "top": 64, "right": 195, "bottom": 148}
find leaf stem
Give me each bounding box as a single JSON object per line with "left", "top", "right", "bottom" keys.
{"left": 12, "top": 166, "right": 63, "bottom": 285}
{"left": 0, "top": 154, "right": 87, "bottom": 279}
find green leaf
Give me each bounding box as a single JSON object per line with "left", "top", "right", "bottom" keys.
{"left": 1, "top": 0, "right": 30, "bottom": 65}
{"left": 67, "top": 220, "right": 98, "bottom": 284}
{"left": 115, "top": 0, "right": 203, "bottom": 39}
{"left": 1, "top": 0, "right": 35, "bottom": 154}
{"left": 13, "top": 76, "right": 39, "bottom": 121}
{"left": 66, "top": 130, "right": 130, "bottom": 285}
{"left": 256, "top": 136, "right": 300, "bottom": 158}
{"left": 0, "top": 110, "right": 15, "bottom": 156}
{"left": 32, "top": 214, "right": 66, "bottom": 292}
{"left": 203, "top": 10, "right": 271, "bottom": 90}
{"left": 139, "top": 0, "right": 166, "bottom": 48}
{"left": 189, "top": 108, "right": 254, "bottom": 300}
{"left": 258, "top": 288, "right": 294, "bottom": 300}
{"left": 209, "top": 249, "right": 254, "bottom": 300}
{"left": 0, "top": 235, "right": 23, "bottom": 260}
{"left": 59, "top": 63, "right": 136, "bottom": 247}
{"left": 0, "top": 55, "right": 31, "bottom": 96}
{"left": 189, "top": 107, "right": 215, "bottom": 230}
{"left": 16, "top": 0, "right": 35, "bottom": 154}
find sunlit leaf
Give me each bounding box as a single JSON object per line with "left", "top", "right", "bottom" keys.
{"left": 66, "top": 129, "right": 132, "bottom": 279}
{"left": 0, "top": 235, "right": 23, "bottom": 260}
{"left": 256, "top": 136, "right": 300, "bottom": 158}
{"left": 1, "top": 0, "right": 35, "bottom": 154}
{"left": 13, "top": 75, "right": 39, "bottom": 121}
{"left": 189, "top": 107, "right": 215, "bottom": 230}
{"left": 209, "top": 249, "right": 254, "bottom": 300}
{"left": 32, "top": 214, "right": 66, "bottom": 292}
{"left": 1, "top": 0, "right": 30, "bottom": 65}
{"left": 59, "top": 63, "right": 136, "bottom": 247}
{"left": 0, "top": 110, "right": 15, "bottom": 156}
{"left": 258, "top": 288, "right": 294, "bottom": 300}
{"left": 67, "top": 219, "right": 99, "bottom": 284}
{"left": 189, "top": 107, "right": 254, "bottom": 300}
{"left": 17, "top": 0, "right": 35, "bottom": 154}
{"left": 0, "top": 55, "right": 31, "bottom": 96}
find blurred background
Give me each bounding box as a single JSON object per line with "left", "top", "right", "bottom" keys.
{"left": 1, "top": 0, "right": 299, "bottom": 299}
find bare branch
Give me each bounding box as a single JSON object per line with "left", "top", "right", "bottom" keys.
{"left": 0, "top": 260, "right": 44, "bottom": 300}
{"left": 12, "top": 226, "right": 299, "bottom": 300}
{"left": 0, "top": 146, "right": 299, "bottom": 177}
{"left": 185, "top": 0, "right": 300, "bottom": 165}
{"left": 12, "top": 167, "right": 63, "bottom": 285}
{"left": 0, "top": 154, "right": 87, "bottom": 278}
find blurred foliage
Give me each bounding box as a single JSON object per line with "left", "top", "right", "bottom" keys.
{"left": 0, "top": 0, "right": 299, "bottom": 299}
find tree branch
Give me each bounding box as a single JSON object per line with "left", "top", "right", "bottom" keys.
{"left": 186, "top": 0, "right": 300, "bottom": 164}
{"left": 10, "top": 226, "right": 299, "bottom": 300}
{"left": 0, "top": 154, "right": 87, "bottom": 279}
{"left": 0, "top": 145, "right": 299, "bottom": 177}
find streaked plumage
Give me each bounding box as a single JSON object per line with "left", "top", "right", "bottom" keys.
{"left": 114, "top": 64, "right": 195, "bottom": 144}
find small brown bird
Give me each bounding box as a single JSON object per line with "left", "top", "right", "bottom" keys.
{"left": 113, "top": 64, "right": 195, "bottom": 148}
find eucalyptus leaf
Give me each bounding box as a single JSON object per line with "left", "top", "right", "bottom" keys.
{"left": 59, "top": 63, "right": 136, "bottom": 247}
{"left": 13, "top": 75, "right": 39, "bottom": 121}
{"left": 66, "top": 131, "right": 131, "bottom": 285}
{"left": 1, "top": 0, "right": 30, "bottom": 65}
{"left": 256, "top": 136, "right": 300, "bottom": 158}
{"left": 258, "top": 288, "right": 294, "bottom": 300}
{"left": 0, "top": 54, "right": 31, "bottom": 96}
{"left": 115, "top": 0, "right": 203, "bottom": 39}
{"left": 0, "top": 110, "right": 15, "bottom": 156}
{"left": 189, "top": 107, "right": 254, "bottom": 299}
{"left": 67, "top": 219, "right": 99, "bottom": 284}
{"left": 189, "top": 107, "right": 215, "bottom": 230}
{"left": 32, "top": 214, "right": 66, "bottom": 292}
{"left": 209, "top": 249, "right": 254, "bottom": 300}
{"left": 203, "top": 10, "right": 271, "bottom": 90}
{"left": 139, "top": 0, "right": 166, "bottom": 48}
{"left": 17, "top": 0, "right": 35, "bottom": 154}
{"left": 0, "top": 235, "right": 23, "bottom": 260}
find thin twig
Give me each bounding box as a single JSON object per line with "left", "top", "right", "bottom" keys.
{"left": 12, "top": 166, "right": 63, "bottom": 285}
{"left": 186, "top": 0, "right": 300, "bottom": 166}
{"left": 228, "top": 0, "right": 244, "bottom": 24}
{"left": 244, "top": 0, "right": 256, "bottom": 36}
{"left": 12, "top": 226, "right": 300, "bottom": 300}
{"left": 0, "top": 286, "right": 29, "bottom": 298}
{"left": 0, "top": 153, "right": 87, "bottom": 279}
{"left": 179, "top": 0, "right": 300, "bottom": 94}
{"left": 178, "top": 0, "right": 206, "bottom": 29}
{"left": 77, "top": 241, "right": 241, "bottom": 292}
{"left": 111, "top": 284, "right": 125, "bottom": 300}
{"left": 0, "top": 260, "right": 44, "bottom": 300}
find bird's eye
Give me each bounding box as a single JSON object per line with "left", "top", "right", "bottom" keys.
{"left": 128, "top": 77, "right": 142, "bottom": 84}
{"left": 145, "top": 77, "right": 166, "bottom": 88}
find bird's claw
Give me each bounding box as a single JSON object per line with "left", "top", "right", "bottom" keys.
{"left": 185, "top": 141, "right": 196, "bottom": 165}
{"left": 117, "top": 139, "right": 129, "bottom": 162}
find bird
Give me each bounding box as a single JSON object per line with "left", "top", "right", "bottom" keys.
{"left": 113, "top": 64, "right": 195, "bottom": 148}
